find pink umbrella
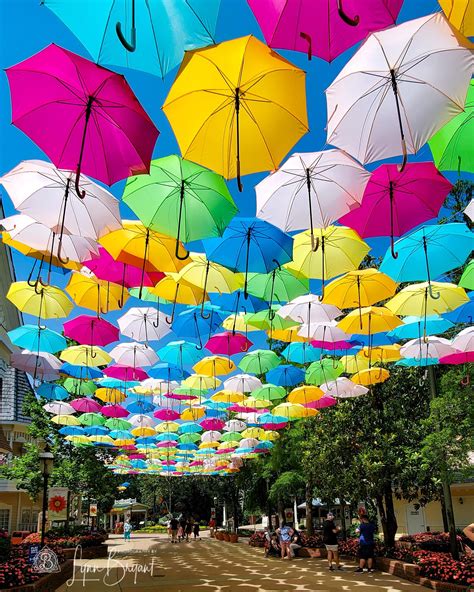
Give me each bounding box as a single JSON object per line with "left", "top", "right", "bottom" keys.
{"left": 120, "top": 445, "right": 137, "bottom": 451}
{"left": 165, "top": 392, "right": 198, "bottom": 401}
{"left": 6, "top": 44, "right": 158, "bottom": 195}
{"left": 70, "top": 398, "right": 102, "bottom": 413}
{"left": 439, "top": 352, "right": 474, "bottom": 365}
{"left": 247, "top": 0, "right": 403, "bottom": 62}
{"left": 217, "top": 447, "right": 237, "bottom": 454}
{"left": 103, "top": 365, "right": 149, "bottom": 381}
{"left": 162, "top": 460, "right": 177, "bottom": 466}
{"left": 311, "top": 340, "right": 355, "bottom": 351}
{"left": 190, "top": 460, "right": 204, "bottom": 467}
{"left": 205, "top": 332, "right": 253, "bottom": 356}
{"left": 129, "top": 453, "right": 146, "bottom": 460}
{"left": 200, "top": 418, "right": 225, "bottom": 431}
{"left": 156, "top": 441, "right": 177, "bottom": 448}
{"left": 261, "top": 422, "right": 287, "bottom": 430}
{"left": 154, "top": 409, "right": 180, "bottom": 421}
{"left": 340, "top": 163, "right": 452, "bottom": 257}
{"left": 64, "top": 315, "right": 119, "bottom": 347}
{"left": 304, "top": 395, "right": 337, "bottom": 409}
{"left": 101, "top": 404, "right": 129, "bottom": 418}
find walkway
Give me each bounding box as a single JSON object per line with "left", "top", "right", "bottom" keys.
{"left": 57, "top": 533, "right": 427, "bottom": 591}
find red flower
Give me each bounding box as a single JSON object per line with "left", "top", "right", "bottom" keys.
{"left": 48, "top": 495, "right": 67, "bottom": 513}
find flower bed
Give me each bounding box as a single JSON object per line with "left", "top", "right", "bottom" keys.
{"left": 412, "top": 550, "right": 474, "bottom": 588}
{"left": 0, "top": 544, "right": 65, "bottom": 590}
{"left": 21, "top": 532, "right": 106, "bottom": 549}
{"left": 399, "top": 532, "right": 463, "bottom": 553}
{"left": 248, "top": 531, "right": 324, "bottom": 549}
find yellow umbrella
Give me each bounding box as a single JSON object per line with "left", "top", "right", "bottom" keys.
{"left": 340, "top": 354, "right": 370, "bottom": 374}
{"left": 7, "top": 281, "right": 73, "bottom": 319}
{"left": 243, "top": 396, "right": 272, "bottom": 409}
{"left": 60, "top": 345, "right": 112, "bottom": 367}
{"left": 260, "top": 430, "right": 280, "bottom": 442}
{"left": 268, "top": 328, "right": 307, "bottom": 343}
{"left": 66, "top": 435, "right": 91, "bottom": 445}
{"left": 180, "top": 406, "right": 206, "bottom": 421}
{"left": 3, "top": 232, "right": 82, "bottom": 270}
{"left": 288, "top": 385, "right": 324, "bottom": 404}
{"left": 51, "top": 414, "right": 80, "bottom": 426}
{"left": 357, "top": 345, "right": 402, "bottom": 364}
{"left": 163, "top": 35, "right": 308, "bottom": 191}
{"left": 150, "top": 273, "right": 208, "bottom": 324}
{"left": 439, "top": 0, "right": 474, "bottom": 36}
{"left": 211, "top": 390, "right": 246, "bottom": 404}
{"left": 272, "top": 402, "right": 317, "bottom": 420}
{"left": 182, "top": 374, "right": 221, "bottom": 391}
{"left": 286, "top": 226, "right": 370, "bottom": 295}
{"left": 241, "top": 427, "right": 265, "bottom": 439}
{"left": 66, "top": 272, "right": 127, "bottom": 314}
{"left": 338, "top": 306, "right": 402, "bottom": 335}
{"left": 385, "top": 282, "right": 468, "bottom": 317}
{"left": 222, "top": 312, "right": 259, "bottom": 332}
{"left": 199, "top": 441, "right": 219, "bottom": 449}
{"left": 95, "top": 388, "right": 126, "bottom": 404}
{"left": 155, "top": 421, "right": 180, "bottom": 433}
{"left": 323, "top": 269, "right": 397, "bottom": 309}
{"left": 194, "top": 356, "right": 236, "bottom": 376}
{"left": 131, "top": 427, "right": 156, "bottom": 437}
{"left": 114, "top": 438, "right": 136, "bottom": 447}
{"left": 89, "top": 435, "right": 115, "bottom": 445}
{"left": 352, "top": 368, "right": 390, "bottom": 386}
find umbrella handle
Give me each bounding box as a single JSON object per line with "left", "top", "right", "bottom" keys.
{"left": 299, "top": 32, "right": 312, "bottom": 60}
{"left": 116, "top": 0, "right": 136, "bottom": 52}
{"left": 175, "top": 239, "right": 189, "bottom": 261}
{"left": 337, "top": 0, "right": 359, "bottom": 26}
{"left": 75, "top": 167, "right": 86, "bottom": 199}
{"left": 397, "top": 139, "right": 407, "bottom": 173}
{"left": 460, "top": 374, "right": 470, "bottom": 386}
{"left": 90, "top": 347, "right": 97, "bottom": 359}
{"left": 56, "top": 238, "right": 70, "bottom": 265}
{"left": 428, "top": 283, "right": 440, "bottom": 300}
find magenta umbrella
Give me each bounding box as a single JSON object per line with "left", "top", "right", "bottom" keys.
{"left": 247, "top": 0, "right": 402, "bottom": 62}
{"left": 101, "top": 404, "right": 129, "bottom": 418}
{"left": 340, "top": 163, "right": 452, "bottom": 257}
{"left": 156, "top": 441, "right": 177, "bottom": 448}
{"left": 165, "top": 392, "right": 198, "bottom": 401}
{"left": 154, "top": 409, "right": 180, "bottom": 421}
{"left": 311, "top": 340, "right": 354, "bottom": 351}
{"left": 439, "top": 352, "right": 474, "bottom": 365}
{"left": 304, "top": 395, "right": 337, "bottom": 409}
{"left": 205, "top": 332, "right": 253, "bottom": 356}
{"left": 70, "top": 398, "right": 102, "bottom": 413}
{"left": 200, "top": 418, "right": 225, "bottom": 431}
{"left": 103, "top": 365, "right": 148, "bottom": 381}
{"left": 6, "top": 44, "right": 158, "bottom": 195}
{"left": 63, "top": 315, "right": 119, "bottom": 347}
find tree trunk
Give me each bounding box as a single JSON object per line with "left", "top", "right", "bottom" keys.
{"left": 339, "top": 497, "right": 347, "bottom": 540}
{"left": 305, "top": 482, "right": 314, "bottom": 535}
{"left": 439, "top": 487, "right": 449, "bottom": 532}
{"left": 266, "top": 478, "right": 273, "bottom": 529}
{"left": 383, "top": 483, "right": 398, "bottom": 548}
{"left": 375, "top": 494, "right": 392, "bottom": 546}
{"left": 277, "top": 500, "right": 284, "bottom": 528}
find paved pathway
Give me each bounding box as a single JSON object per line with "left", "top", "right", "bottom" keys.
{"left": 57, "top": 533, "right": 427, "bottom": 592}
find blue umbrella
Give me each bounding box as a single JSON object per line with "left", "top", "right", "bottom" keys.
{"left": 352, "top": 334, "right": 395, "bottom": 347}
{"left": 204, "top": 218, "right": 294, "bottom": 297}
{"left": 177, "top": 443, "right": 198, "bottom": 451}
{"left": 109, "top": 430, "right": 133, "bottom": 439}
{"left": 158, "top": 340, "right": 204, "bottom": 368}
{"left": 8, "top": 325, "right": 66, "bottom": 354}
{"left": 395, "top": 358, "right": 439, "bottom": 367}
{"left": 148, "top": 362, "right": 189, "bottom": 381}
{"left": 59, "top": 426, "right": 85, "bottom": 436}
{"left": 126, "top": 400, "right": 155, "bottom": 414}
{"left": 130, "top": 459, "right": 147, "bottom": 469}
{"left": 281, "top": 343, "right": 321, "bottom": 364}
{"left": 388, "top": 315, "right": 454, "bottom": 340}
{"left": 444, "top": 291, "right": 473, "bottom": 324}
{"left": 257, "top": 413, "right": 288, "bottom": 426}
{"left": 61, "top": 363, "right": 103, "bottom": 380}
{"left": 84, "top": 426, "right": 109, "bottom": 436}
{"left": 178, "top": 422, "right": 202, "bottom": 434}
{"left": 380, "top": 224, "right": 474, "bottom": 294}
{"left": 172, "top": 308, "right": 223, "bottom": 347}
{"left": 136, "top": 436, "right": 157, "bottom": 445}
{"left": 42, "top": 0, "right": 220, "bottom": 78}
{"left": 266, "top": 364, "right": 304, "bottom": 387}
{"left": 36, "top": 383, "right": 69, "bottom": 401}
{"left": 211, "top": 291, "right": 267, "bottom": 314}
{"left": 156, "top": 433, "right": 179, "bottom": 441}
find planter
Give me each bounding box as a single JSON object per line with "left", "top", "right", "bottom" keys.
{"left": 223, "top": 533, "right": 230, "bottom": 542}
{"left": 62, "top": 544, "right": 108, "bottom": 560}
{"left": 1, "top": 559, "right": 74, "bottom": 592}
{"left": 229, "top": 534, "right": 239, "bottom": 543}
{"left": 297, "top": 547, "right": 326, "bottom": 558}
{"left": 215, "top": 532, "right": 223, "bottom": 541}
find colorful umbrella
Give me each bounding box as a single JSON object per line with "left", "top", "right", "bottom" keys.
{"left": 386, "top": 282, "right": 469, "bottom": 318}
{"left": 205, "top": 332, "right": 253, "bottom": 356}
{"left": 7, "top": 282, "right": 73, "bottom": 321}
{"left": 11, "top": 350, "right": 61, "bottom": 381}
{"left": 36, "top": 383, "right": 69, "bottom": 401}
{"left": 388, "top": 315, "right": 454, "bottom": 340}
{"left": 104, "top": 365, "right": 149, "bottom": 381}
{"left": 194, "top": 356, "right": 237, "bottom": 377}
{"left": 351, "top": 367, "right": 390, "bottom": 386}
{"left": 110, "top": 342, "right": 158, "bottom": 368}
{"left": 288, "top": 385, "right": 324, "bottom": 404}
{"left": 158, "top": 340, "right": 203, "bottom": 368}
{"left": 246, "top": 268, "right": 308, "bottom": 305}
{"left": 323, "top": 269, "right": 397, "bottom": 312}
{"left": 7, "top": 325, "right": 66, "bottom": 354}
{"left": 223, "top": 374, "right": 263, "bottom": 393}
{"left": 63, "top": 315, "right": 119, "bottom": 347}
{"left": 66, "top": 271, "right": 128, "bottom": 314}
{"left": 70, "top": 398, "right": 102, "bottom": 413}
{"left": 281, "top": 343, "right": 321, "bottom": 365}
{"left": 400, "top": 337, "right": 456, "bottom": 361}
{"left": 239, "top": 350, "right": 280, "bottom": 375}
{"left": 266, "top": 364, "right": 305, "bottom": 388}
{"left": 439, "top": 0, "right": 474, "bottom": 36}
{"left": 118, "top": 307, "right": 170, "bottom": 343}
{"left": 305, "top": 358, "right": 343, "bottom": 386}
{"left": 460, "top": 261, "right": 474, "bottom": 291}
{"left": 338, "top": 306, "right": 402, "bottom": 335}
{"left": 60, "top": 345, "right": 112, "bottom": 367}
{"left": 272, "top": 402, "right": 316, "bottom": 420}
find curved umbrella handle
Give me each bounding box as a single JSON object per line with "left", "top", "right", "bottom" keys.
{"left": 428, "top": 283, "right": 440, "bottom": 300}
{"left": 90, "top": 347, "right": 97, "bottom": 359}
{"left": 34, "top": 280, "right": 44, "bottom": 295}
{"left": 460, "top": 374, "right": 470, "bottom": 386}
{"left": 397, "top": 138, "right": 407, "bottom": 173}
{"left": 299, "top": 32, "right": 312, "bottom": 60}
{"left": 175, "top": 239, "right": 190, "bottom": 261}
{"left": 116, "top": 0, "right": 136, "bottom": 52}
{"left": 74, "top": 166, "right": 86, "bottom": 199}
{"left": 194, "top": 314, "right": 203, "bottom": 350}
{"left": 56, "top": 240, "right": 70, "bottom": 265}
{"left": 337, "top": 0, "right": 359, "bottom": 26}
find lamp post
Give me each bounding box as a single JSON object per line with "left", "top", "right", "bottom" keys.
{"left": 38, "top": 446, "right": 54, "bottom": 548}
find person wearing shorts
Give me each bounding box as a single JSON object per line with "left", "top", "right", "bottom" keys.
{"left": 276, "top": 523, "right": 294, "bottom": 560}
{"left": 169, "top": 516, "right": 179, "bottom": 543}
{"left": 323, "top": 513, "right": 342, "bottom": 571}
{"left": 355, "top": 514, "right": 376, "bottom": 572}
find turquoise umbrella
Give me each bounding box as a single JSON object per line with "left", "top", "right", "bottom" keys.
{"left": 281, "top": 343, "right": 321, "bottom": 364}
{"left": 8, "top": 325, "right": 66, "bottom": 354}
{"left": 387, "top": 315, "right": 453, "bottom": 340}
{"left": 158, "top": 340, "right": 204, "bottom": 368}
{"left": 42, "top": 0, "right": 220, "bottom": 78}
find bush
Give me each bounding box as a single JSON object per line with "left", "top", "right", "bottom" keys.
{"left": 249, "top": 532, "right": 266, "bottom": 548}
{"left": 300, "top": 533, "right": 324, "bottom": 548}
{"left": 0, "top": 532, "right": 10, "bottom": 562}
{"left": 338, "top": 537, "right": 386, "bottom": 557}
{"left": 136, "top": 525, "right": 168, "bottom": 534}
{"left": 398, "top": 531, "right": 462, "bottom": 553}
{"left": 21, "top": 532, "right": 106, "bottom": 549}
{"left": 413, "top": 550, "right": 474, "bottom": 587}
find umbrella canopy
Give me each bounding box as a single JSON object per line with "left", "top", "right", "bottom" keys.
{"left": 400, "top": 337, "right": 456, "bottom": 361}
{"left": 256, "top": 149, "right": 370, "bottom": 235}
{"left": 11, "top": 350, "right": 61, "bottom": 381}
{"left": 322, "top": 377, "right": 369, "bottom": 399}
{"left": 388, "top": 315, "right": 454, "bottom": 340}
{"left": 248, "top": 0, "right": 402, "bottom": 62}
{"left": 6, "top": 44, "right": 158, "bottom": 189}
{"left": 7, "top": 282, "right": 73, "bottom": 320}
{"left": 326, "top": 13, "right": 473, "bottom": 168}
{"left": 352, "top": 368, "right": 390, "bottom": 386}
{"left": 224, "top": 374, "right": 263, "bottom": 393}
{"left": 151, "top": 273, "right": 208, "bottom": 324}
{"left": 439, "top": 0, "right": 474, "bottom": 36}
{"left": 451, "top": 327, "right": 474, "bottom": 352}
{"left": 338, "top": 306, "right": 402, "bottom": 335}
{"left": 63, "top": 315, "right": 119, "bottom": 346}
{"left": 323, "top": 269, "right": 397, "bottom": 310}
{"left": 7, "top": 325, "right": 66, "bottom": 354}
{"left": 194, "top": 356, "right": 236, "bottom": 377}
{"left": 246, "top": 268, "right": 309, "bottom": 304}
{"left": 163, "top": 35, "right": 308, "bottom": 190}
{"left": 43, "top": 0, "right": 220, "bottom": 78}
{"left": 239, "top": 350, "right": 280, "bottom": 374}
{"left": 110, "top": 342, "right": 158, "bottom": 368}
{"left": 61, "top": 363, "right": 103, "bottom": 380}
{"left": 281, "top": 342, "right": 321, "bottom": 365}
{"left": 172, "top": 308, "right": 223, "bottom": 347}
{"left": 60, "top": 345, "right": 112, "bottom": 367}
{"left": 158, "top": 340, "right": 203, "bottom": 368}
{"left": 70, "top": 398, "right": 102, "bottom": 413}
{"left": 305, "top": 358, "right": 344, "bottom": 386}
{"left": 95, "top": 388, "right": 127, "bottom": 404}
{"left": 118, "top": 307, "right": 170, "bottom": 343}
{"left": 104, "top": 365, "right": 149, "bottom": 381}
{"left": 460, "top": 261, "right": 474, "bottom": 291}
{"left": 267, "top": 364, "right": 304, "bottom": 387}
{"left": 272, "top": 402, "right": 316, "bottom": 421}
{"left": 66, "top": 271, "right": 128, "bottom": 314}
{"left": 205, "top": 332, "right": 253, "bottom": 356}
{"left": 386, "top": 282, "right": 469, "bottom": 317}
{"left": 36, "top": 383, "right": 69, "bottom": 401}
{"left": 278, "top": 294, "right": 341, "bottom": 325}
{"left": 288, "top": 385, "right": 324, "bottom": 404}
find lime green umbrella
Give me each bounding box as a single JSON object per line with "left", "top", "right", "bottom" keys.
{"left": 252, "top": 384, "right": 286, "bottom": 401}
{"left": 221, "top": 432, "right": 242, "bottom": 443}
{"left": 123, "top": 155, "right": 237, "bottom": 258}
{"left": 244, "top": 307, "right": 300, "bottom": 331}
{"left": 104, "top": 418, "right": 132, "bottom": 430}
{"left": 178, "top": 433, "right": 201, "bottom": 444}
{"left": 460, "top": 260, "right": 474, "bottom": 290}
{"left": 429, "top": 80, "right": 473, "bottom": 174}
{"left": 247, "top": 268, "right": 308, "bottom": 302}
{"left": 174, "top": 387, "right": 208, "bottom": 397}
{"left": 63, "top": 378, "right": 97, "bottom": 396}
{"left": 306, "top": 358, "right": 344, "bottom": 386}
{"left": 239, "top": 349, "right": 281, "bottom": 374}
{"left": 78, "top": 412, "right": 106, "bottom": 427}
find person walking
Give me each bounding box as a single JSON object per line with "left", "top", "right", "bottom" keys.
{"left": 276, "top": 522, "right": 294, "bottom": 560}
{"left": 177, "top": 517, "right": 185, "bottom": 543}
{"left": 323, "top": 512, "right": 342, "bottom": 571}
{"left": 169, "top": 516, "right": 179, "bottom": 544}
{"left": 193, "top": 520, "right": 201, "bottom": 540}
{"left": 355, "top": 514, "right": 377, "bottom": 573}
{"left": 185, "top": 518, "right": 193, "bottom": 542}
{"left": 123, "top": 519, "right": 132, "bottom": 542}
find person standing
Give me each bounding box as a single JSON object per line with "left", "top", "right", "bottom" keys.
{"left": 323, "top": 512, "right": 342, "bottom": 571}
{"left": 169, "top": 516, "right": 179, "bottom": 544}
{"left": 193, "top": 520, "right": 201, "bottom": 540}
{"left": 355, "top": 514, "right": 376, "bottom": 573}
{"left": 185, "top": 518, "right": 193, "bottom": 542}
{"left": 123, "top": 519, "right": 132, "bottom": 542}
{"left": 209, "top": 517, "right": 216, "bottom": 537}
{"left": 276, "top": 522, "right": 294, "bottom": 560}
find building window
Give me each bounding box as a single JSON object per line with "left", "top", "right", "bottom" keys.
{"left": 0, "top": 509, "right": 10, "bottom": 531}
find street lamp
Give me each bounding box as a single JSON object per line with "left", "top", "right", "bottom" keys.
{"left": 38, "top": 446, "right": 54, "bottom": 548}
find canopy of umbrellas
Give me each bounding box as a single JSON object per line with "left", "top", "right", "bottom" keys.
{"left": 0, "top": 0, "right": 473, "bottom": 477}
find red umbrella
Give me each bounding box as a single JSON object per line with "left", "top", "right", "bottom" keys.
{"left": 6, "top": 44, "right": 159, "bottom": 196}
{"left": 200, "top": 418, "right": 225, "bottom": 431}
{"left": 63, "top": 315, "right": 119, "bottom": 347}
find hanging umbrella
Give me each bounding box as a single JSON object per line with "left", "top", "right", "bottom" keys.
{"left": 63, "top": 315, "right": 119, "bottom": 347}
{"left": 205, "top": 332, "right": 253, "bottom": 356}
{"left": 286, "top": 226, "right": 370, "bottom": 296}
{"left": 51, "top": 415, "right": 81, "bottom": 426}
{"left": 182, "top": 374, "right": 221, "bottom": 391}
{"left": 118, "top": 307, "right": 170, "bottom": 343}
{"left": 158, "top": 340, "right": 203, "bottom": 369}
{"left": 70, "top": 398, "right": 102, "bottom": 413}
{"left": 340, "top": 163, "right": 452, "bottom": 257}
{"left": 439, "top": 351, "right": 474, "bottom": 365}
{"left": 126, "top": 400, "right": 155, "bottom": 414}
{"left": 338, "top": 306, "right": 402, "bottom": 336}
{"left": 101, "top": 404, "right": 130, "bottom": 418}
{"left": 386, "top": 282, "right": 469, "bottom": 318}
{"left": 266, "top": 364, "right": 305, "bottom": 388}
{"left": 351, "top": 368, "right": 390, "bottom": 386}
{"left": 222, "top": 313, "right": 259, "bottom": 334}
{"left": 357, "top": 344, "right": 401, "bottom": 364}
{"left": 43, "top": 0, "right": 220, "bottom": 78}
{"left": 163, "top": 35, "right": 308, "bottom": 191}
{"left": 388, "top": 315, "right": 454, "bottom": 340}
{"left": 123, "top": 155, "right": 237, "bottom": 259}
{"left": 278, "top": 294, "right": 341, "bottom": 326}
{"left": 460, "top": 261, "right": 474, "bottom": 291}
{"left": 60, "top": 345, "right": 112, "bottom": 367}
{"left": 272, "top": 402, "right": 316, "bottom": 421}
{"left": 239, "top": 350, "right": 280, "bottom": 375}
{"left": 104, "top": 365, "right": 149, "bottom": 381}
{"left": 194, "top": 356, "right": 237, "bottom": 377}
{"left": 444, "top": 291, "right": 474, "bottom": 324}
{"left": 6, "top": 44, "right": 158, "bottom": 191}
{"left": 204, "top": 218, "right": 293, "bottom": 297}
{"left": 247, "top": 0, "right": 402, "bottom": 62}
{"left": 63, "top": 378, "right": 97, "bottom": 396}
{"left": 66, "top": 271, "right": 129, "bottom": 314}
{"left": 400, "top": 337, "right": 456, "bottom": 361}
{"left": 43, "top": 401, "right": 75, "bottom": 415}
{"left": 36, "top": 383, "right": 69, "bottom": 401}
{"left": 269, "top": 328, "right": 307, "bottom": 343}
{"left": 257, "top": 413, "right": 288, "bottom": 430}
{"left": 172, "top": 308, "right": 223, "bottom": 348}
{"left": 288, "top": 385, "right": 324, "bottom": 404}
{"left": 380, "top": 224, "right": 474, "bottom": 293}
{"left": 211, "top": 390, "right": 246, "bottom": 404}
{"left": 256, "top": 149, "right": 370, "bottom": 240}
{"left": 7, "top": 282, "right": 73, "bottom": 321}
{"left": 246, "top": 268, "right": 309, "bottom": 305}
{"left": 7, "top": 325, "right": 66, "bottom": 354}
{"left": 439, "top": 0, "right": 474, "bottom": 36}
{"left": 303, "top": 395, "right": 337, "bottom": 410}
{"left": 147, "top": 364, "right": 186, "bottom": 383}
{"left": 11, "top": 350, "right": 61, "bottom": 381}
{"left": 281, "top": 343, "right": 321, "bottom": 365}
{"left": 297, "top": 321, "right": 351, "bottom": 343}
{"left": 95, "top": 388, "right": 127, "bottom": 404}
{"left": 110, "top": 342, "right": 158, "bottom": 368}
{"left": 326, "top": 13, "right": 473, "bottom": 170}
{"left": 305, "top": 358, "right": 343, "bottom": 386}
{"left": 150, "top": 273, "right": 208, "bottom": 325}
{"left": 451, "top": 327, "right": 474, "bottom": 352}
{"left": 105, "top": 418, "right": 132, "bottom": 430}
{"left": 61, "top": 363, "right": 103, "bottom": 380}
{"left": 245, "top": 307, "right": 299, "bottom": 332}
{"left": 223, "top": 374, "right": 263, "bottom": 393}
{"left": 340, "top": 354, "right": 370, "bottom": 374}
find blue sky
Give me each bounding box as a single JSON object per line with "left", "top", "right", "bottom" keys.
{"left": 0, "top": 0, "right": 466, "bottom": 348}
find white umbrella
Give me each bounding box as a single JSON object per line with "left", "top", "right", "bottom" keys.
{"left": 224, "top": 374, "right": 263, "bottom": 393}
{"left": 0, "top": 160, "right": 121, "bottom": 239}
{"left": 326, "top": 13, "right": 473, "bottom": 169}
{"left": 43, "top": 402, "right": 75, "bottom": 415}
{"left": 238, "top": 438, "right": 260, "bottom": 449}
{"left": 256, "top": 149, "right": 370, "bottom": 235}
{"left": 11, "top": 349, "right": 61, "bottom": 381}
{"left": 297, "top": 321, "right": 351, "bottom": 343}
{"left": 235, "top": 412, "right": 262, "bottom": 422}
{"left": 278, "top": 294, "right": 342, "bottom": 324}
{"left": 465, "top": 199, "right": 474, "bottom": 222}
{"left": 128, "top": 414, "right": 157, "bottom": 428}
{"left": 224, "top": 419, "right": 247, "bottom": 432}
{"left": 118, "top": 307, "right": 170, "bottom": 343}
{"left": 201, "top": 430, "right": 222, "bottom": 442}
{"left": 136, "top": 378, "right": 179, "bottom": 395}
{"left": 1, "top": 214, "right": 99, "bottom": 263}
{"left": 400, "top": 336, "right": 457, "bottom": 360}
{"left": 451, "top": 327, "right": 474, "bottom": 352}
{"left": 110, "top": 342, "right": 158, "bottom": 367}
{"left": 152, "top": 395, "right": 182, "bottom": 409}
{"left": 321, "top": 377, "right": 368, "bottom": 398}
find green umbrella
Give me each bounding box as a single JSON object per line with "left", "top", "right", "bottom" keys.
{"left": 104, "top": 418, "right": 132, "bottom": 430}
{"left": 178, "top": 433, "right": 201, "bottom": 444}
{"left": 460, "top": 260, "right": 474, "bottom": 290}
{"left": 128, "top": 288, "right": 169, "bottom": 304}
{"left": 63, "top": 378, "right": 97, "bottom": 396}
{"left": 239, "top": 349, "right": 281, "bottom": 374}
{"left": 123, "top": 155, "right": 238, "bottom": 258}
{"left": 244, "top": 306, "right": 300, "bottom": 331}
{"left": 174, "top": 387, "right": 208, "bottom": 397}
{"left": 306, "top": 358, "right": 343, "bottom": 386}
{"left": 429, "top": 80, "right": 473, "bottom": 174}
{"left": 221, "top": 432, "right": 242, "bottom": 443}
{"left": 78, "top": 412, "right": 106, "bottom": 427}
{"left": 252, "top": 384, "right": 286, "bottom": 401}
{"left": 247, "top": 268, "right": 309, "bottom": 303}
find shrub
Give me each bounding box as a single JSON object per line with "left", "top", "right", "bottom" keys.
{"left": 338, "top": 537, "right": 386, "bottom": 557}
{"left": 21, "top": 532, "right": 106, "bottom": 549}
{"left": 0, "top": 532, "right": 10, "bottom": 562}
{"left": 249, "top": 532, "right": 266, "bottom": 548}
{"left": 398, "top": 531, "right": 462, "bottom": 553}
{"left": 300, "top": 533, "right": 324, "bottom": 548}
{"left": 413, "top": 550, "right": 474, "bottom": 587}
